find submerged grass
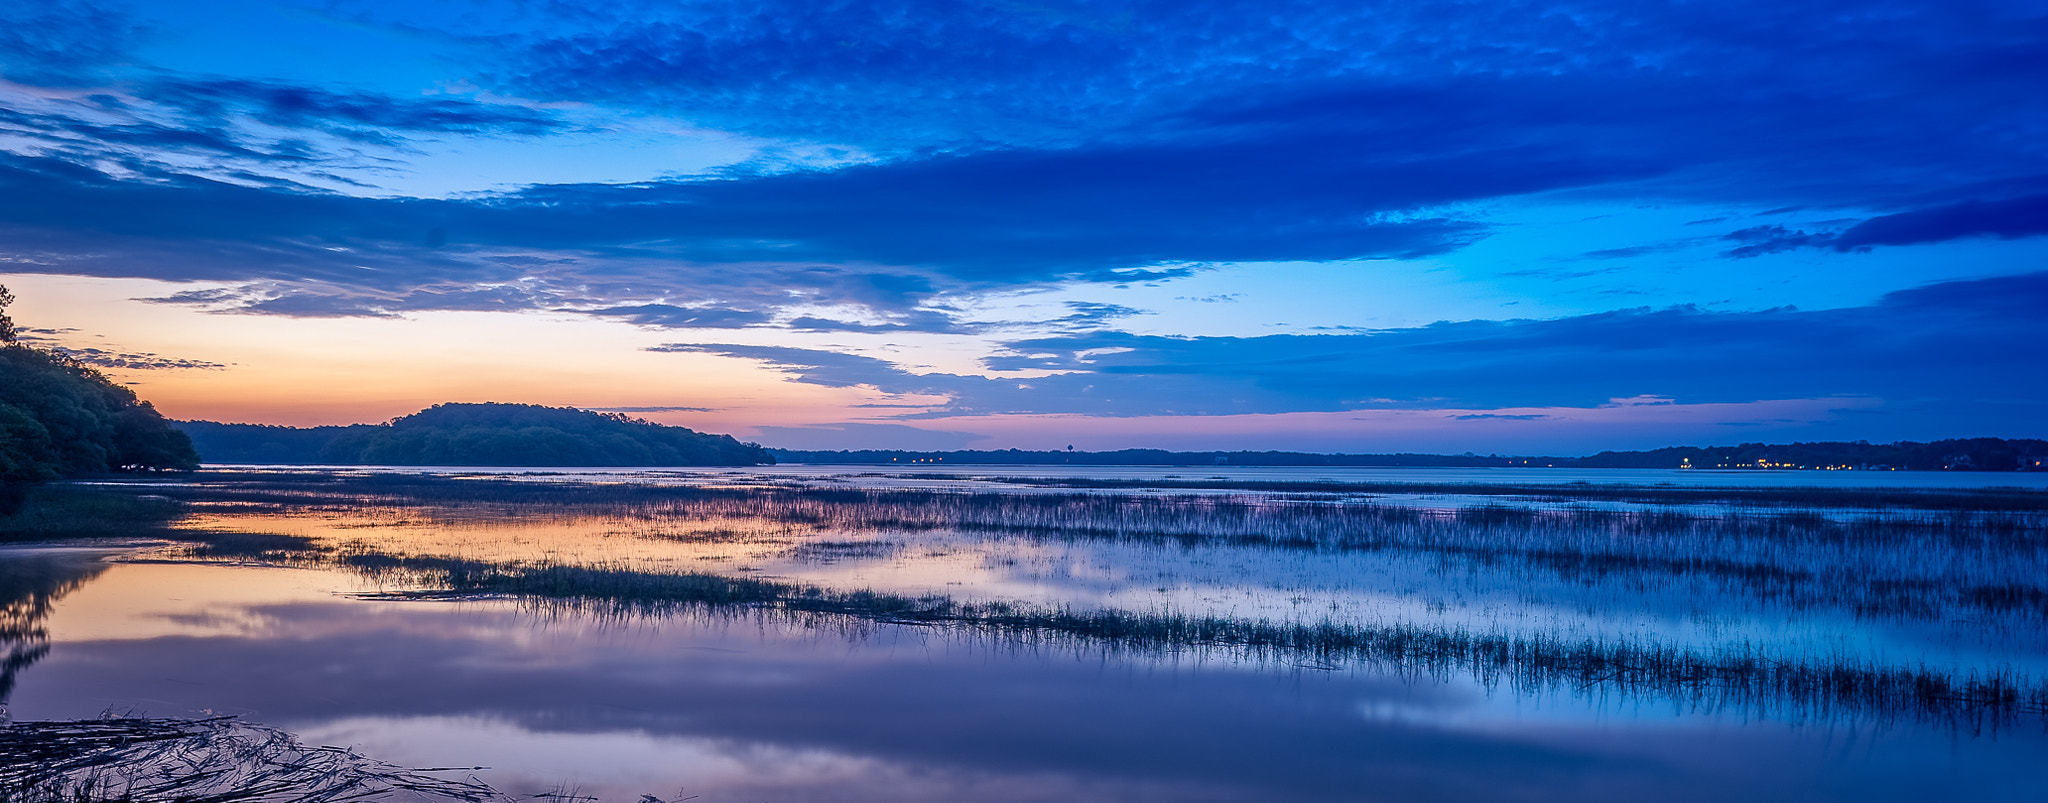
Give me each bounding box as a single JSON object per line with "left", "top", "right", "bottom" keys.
{"left": 108, "top": 470, "right": 2048, "bottom": 727}
{"left": 162, "top": 473, "right": 2048, "bottom": 626}
{"left": 0, "top": 484, "right": 187, "bottom": 541}
{"left": 337, "top": 551, "right": 2048, "bottom": 730}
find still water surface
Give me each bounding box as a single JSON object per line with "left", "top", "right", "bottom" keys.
{"left": 7, "top": 468, "right": 2045, "bottom": 801}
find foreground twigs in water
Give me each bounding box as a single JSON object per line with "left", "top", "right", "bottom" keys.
{"left": 0, "top": 716, "right": 509, "bottom": 803}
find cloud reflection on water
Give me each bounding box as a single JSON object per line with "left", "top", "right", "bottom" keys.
{"left": 10, "top": 562, "right": 2045, "bottom": 802}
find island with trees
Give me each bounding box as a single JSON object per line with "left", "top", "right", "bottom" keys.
{"left": 180, "top": 403, "right": 774, "bottom": 467}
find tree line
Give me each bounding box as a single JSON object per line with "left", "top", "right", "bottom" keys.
{"left": 776, "top": 439, "right": 2048, "bottom": 471}
{"left": 179, "top": 403, "right": 774, "bottom": 467}
{"left": 0, "top": 286, "right": 200, "bottom": 483}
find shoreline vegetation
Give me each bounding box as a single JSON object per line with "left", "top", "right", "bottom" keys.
{"left": 166, "top": 427, "right": 2048, "bottom": 471}
{"left": 0, "top": 348, "right": 199, "bottom": 484}
{"left": 774, "top": 438, "right": 2048, "bottom": 471}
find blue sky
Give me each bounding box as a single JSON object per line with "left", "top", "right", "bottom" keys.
{"left": 1, "top": 0, "right": 2044, "bottom": 451}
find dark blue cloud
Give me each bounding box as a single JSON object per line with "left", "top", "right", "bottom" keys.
{"left": 0, "top": 1, "right": 147, "bottom": 85}
{"left": 652, "top": 272, "right": 2048, "bottom": 435}
{"left": 457, "top": 0, "right": 2048, "bottom": 214}
{"left": 1723, "top": 189, "right": 2048, "bottom": 257}
{"left": 146, "top": 79, "right": 564, "bottom": 141}
{"left": 1834, "top": 192, "right": 2048, "bottom": 249}
{"left": 0, "top": 80, "right": 563, "bottom": 196}
{"left": 4, "top": 0, "right": 2045, "bottom": 368}
{"left": 0, "top": 134, "right": 1498, "bottom": 323}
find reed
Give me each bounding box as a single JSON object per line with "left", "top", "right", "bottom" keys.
{"left": 336, "top": 552, "right": 2048, "bottom": 729}
{"left": 168, "top": 474, "right": 2048, "bottom": 627}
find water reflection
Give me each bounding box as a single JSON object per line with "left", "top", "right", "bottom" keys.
{"left": 15, "top": 561, "right": 2044, "bottom": 802}
{"left": 9, "top": 471, "right": 2048, "bottom": 801}
{"left": 0, "top": 546, "right": 113, "bottom": 709}
{"left": 169, "top": 480, "right": 2048, "bottom": 674}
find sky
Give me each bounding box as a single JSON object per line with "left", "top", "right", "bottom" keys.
{"left": 1, "top": 0, "right": 2044, "bottom": 453}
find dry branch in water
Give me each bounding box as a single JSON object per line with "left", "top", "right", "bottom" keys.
{"left": 0, "top": 716, "right": 509, "bottom": 803}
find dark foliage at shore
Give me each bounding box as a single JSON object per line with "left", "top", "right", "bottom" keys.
{"left": 0, "top": 346, "right": 200, "bottom": 483}
{"left": 774, "top": 437, "right": 2048, "bottom": 471}
{"left": 171, "top": 421, "right": 376, "bottom": 465}
{"left": 178, "top": 403, "right": 773, "bottom": 466}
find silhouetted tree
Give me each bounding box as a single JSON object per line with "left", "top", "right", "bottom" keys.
{"left": 0, "top": 284, "right": 16, "bottom": 344}
{"left": 0, "top": 288, "right": 199, "bottom": 482}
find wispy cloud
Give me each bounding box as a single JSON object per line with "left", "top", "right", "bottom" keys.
{"left": 652, "top": 272, "right": 2048, "bottom": 437}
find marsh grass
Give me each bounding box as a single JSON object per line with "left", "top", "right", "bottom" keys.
{"left": 131, "top": 471, "right": 2048, "bottom": 727}
{"left": 163, "top": 474, "right": 2048, "bottom": 625}
{"left": 335, "top": 552, "right": 2048, "bottom": 729}
{"left": 0, "top": 484, "right": 186, "bottom": 541}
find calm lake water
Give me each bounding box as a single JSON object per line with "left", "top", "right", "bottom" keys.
{"left": 7, "top": 467, "right": 2047, "bottom": 801}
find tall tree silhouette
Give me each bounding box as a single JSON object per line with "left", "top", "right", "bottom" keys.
{"left": 0, "top": 288, "right": 199, "bottom": 482}
{"left": 0, "top": 285, "right": 16, "bottom": 344}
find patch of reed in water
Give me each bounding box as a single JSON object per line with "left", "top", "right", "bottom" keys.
{"left": 342, "top": 554, "right": 2048, "bottom": 731}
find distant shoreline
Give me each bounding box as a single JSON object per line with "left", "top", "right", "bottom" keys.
{"left": 771, "top": 438, "right": 2048, "bottom": 472}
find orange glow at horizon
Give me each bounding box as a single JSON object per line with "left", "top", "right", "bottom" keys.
{"left": 2, "top": 273, "right": 905, "bottom": 435}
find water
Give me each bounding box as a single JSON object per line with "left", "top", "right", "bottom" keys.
{"left": 200, "top": 463, "right": 2048, "bottom": 490}
{"left": 6, "top": 468, "right": 2046, "bottom": 801}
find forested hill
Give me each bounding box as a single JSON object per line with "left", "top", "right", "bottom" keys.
{"left": 178, "top": 403, "right": 773, "bottom": 466}
{"left": 775, "top": 438, "right": 2048, "bottom": 471}
{"left": 0, "top": 345, "right": 201, "bottom": 482}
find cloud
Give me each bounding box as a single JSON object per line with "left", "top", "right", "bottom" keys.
{"left": 2, "top": 0, "right": 2044, "bottom": 348}
{"left": 1724, "top": 192, "right": 2048, "bottom": 257}
{"left": 51, "top": 346, "right": 228, "bottom": 371}
{"left": 16, "top": 327, "right": 228, "bottom": 369}
{"left": 472, "top": 0, "right": 2046, "bottom": 171}
{"left": 584, "top": 304, "right": 771, "bottom": 329}
{"left": 0, "top": 65, "right": 562, "bottom": 193}
{"left": 579, "top": 406, "right": 718, "bottom": 413}
{"left": 0, "top": 135, "right": 1496, "bottom": 326}
{"left": 753, "top": 423, "right": 989, "bottom": 451}
{"left": 651, "top": 272, "right": 2048, "bottom": 437}
{"left": 0, "top": 2, "right": 147, "bottom": 85}
{"left": 448, "top": 0, "right": 2048, "bottom": 216}
{"left": 146, "top": 79, "right": 563, "bottom": 141}
{"left": 1833, "top": 192, "right": 2048, "bottom": 249}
